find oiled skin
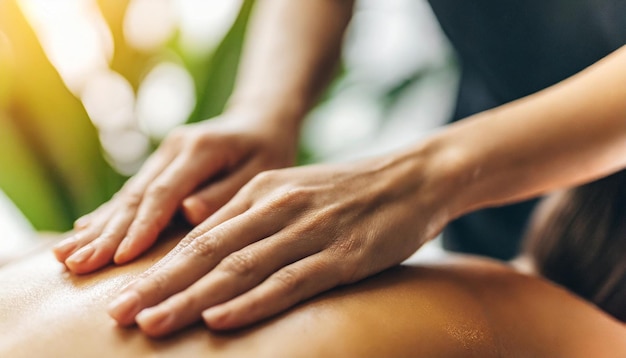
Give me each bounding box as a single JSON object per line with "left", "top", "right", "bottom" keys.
{"left": 1, "top": 230, "right": 625, "bottom": 357}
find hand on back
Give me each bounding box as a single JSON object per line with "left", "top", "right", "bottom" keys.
{"left": 106, "top": 153, "right": 446, "bottom": 336}
{"left": 53, "top": 111, "right": 297, "bottom": 274}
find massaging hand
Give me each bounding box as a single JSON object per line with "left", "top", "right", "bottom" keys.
{"left": 107, "top": 155, "right": 448, "bottom": 336}
{"left": 52, "top": 111, "right": 297, "bottom": 274}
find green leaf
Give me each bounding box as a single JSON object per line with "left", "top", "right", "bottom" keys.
{"left": 183, "top": 0, "right": 256, "bottom": 123}
{"left": 0, "top": 113, "right": 70, "bottom": 229}
{"left": 0, "top": 0, "right": 124, "bottom": 230}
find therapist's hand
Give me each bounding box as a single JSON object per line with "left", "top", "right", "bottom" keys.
{"left": 53, "top": 110, "right": 298, "bottom": 274}
{"left": 107, "top": 153, "right": 450, "bottom": 337}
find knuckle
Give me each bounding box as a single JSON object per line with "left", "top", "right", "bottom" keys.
{"left": 186, "top": 235, "right": 219, "bottom": 259}
{"left": 219, "top": 251, "right": 257, "bottom": 277}
{"left": 178, "top": 236, "right": 195, "bottom": 249}
{"left": 237, "top": 171, "right": 277, "bottom": 199}
{"left": 146, "top": 182, "right": 171, "bottom": 199}
{"left": 186, "top": 226, "right": 207, "bottom": 241}
{"left": 332, "top": 235, "right": 360, "bottom": 256}
{"left": 140, "top": 272, "right": 170, "bottom": 296}
{"left": 281, "top": 187, "right": 310, "bottom": 203}
{"left": 251, "top": 170, "right": 278, "bottom": 187}
{"left": 265, "top": 187, "right": 314, "bottom": 213}
{"left": 272, "top": 267, "right": 301, "bottom": 293}
{"left": 121, "top": 191, "right": 143, "bottom": 209}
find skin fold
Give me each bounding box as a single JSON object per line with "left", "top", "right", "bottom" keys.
{"left": 4, "top": 229, "right": 626, "bottom": 357}
{"left": 51, "top": 0, "right": 626, "bottom": 335}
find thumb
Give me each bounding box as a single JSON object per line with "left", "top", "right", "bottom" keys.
{"left": 182, "top": 166, "right": 258, "bottom": 225}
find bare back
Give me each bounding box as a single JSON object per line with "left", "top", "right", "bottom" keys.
{"left": 1, "top": 230, "right": 624, "bottom": 357}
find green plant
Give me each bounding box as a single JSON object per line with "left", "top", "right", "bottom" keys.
{"left": 0, "top": 0, "right": 123, "bottom": 231}
{"left": 0, "top": 0, "right": 255, "bottom": 231}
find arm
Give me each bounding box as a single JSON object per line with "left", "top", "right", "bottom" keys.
{"left": 179, "top": 0, "right": 355, "bottom": 223}
{"left": 108, "top": 46, "right": 626, "bottom": 336}
{"left": 423, "top": 45, "right": 626, "bottom": 220}
{"left": 53, "top": 0, "right": 355, "bottom": 273}
{"left": 226, "top": 0, "right": 355, "bottom": 132}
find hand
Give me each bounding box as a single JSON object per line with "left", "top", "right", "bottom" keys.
{"left": 53, "top": 110, "right": 298, "bottom": 274}
{"left": 107, "top": 153, "right": 450, "bottom": 337}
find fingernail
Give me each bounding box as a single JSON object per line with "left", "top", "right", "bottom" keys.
{"left": 74, "top": 216, "right": 90, "bottom": 229}
{"left": 182, "top": 198, "right": 208, "bottom": 224}
{"left": 183, "top": 197, "right": 202, "bottom": 210}
{"left": 53, "top": 237, "right": 79, "bottom": 255}
{"left": 66, "top": 245, "right": 95, "bottom": 264}
{"left": 136, "top": 307, "right": 174, "bottom": 332}
{"left": 202, "top": 307, "right": 229, "bottom": 328}
{"left": 114, "top": 239, "right": 131, "bottom": 264}
{"left": 108, "top": 291, "right": 141, "bottom": 324}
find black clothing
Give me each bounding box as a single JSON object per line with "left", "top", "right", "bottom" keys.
{"left": 428, "top": 0, "right": 626, "bottom": 259}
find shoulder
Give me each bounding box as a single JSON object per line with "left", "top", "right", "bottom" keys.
{"left": 421, "top": 256, "right": 626, "bottom": 357}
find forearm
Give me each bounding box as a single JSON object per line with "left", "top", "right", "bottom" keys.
{"left": 421, "top": 45, "right": 626, "bottom": 219}
{"left": 227, "top": 0, "right": 354, "bottom": 132}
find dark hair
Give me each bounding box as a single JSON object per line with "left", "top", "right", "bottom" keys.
{"left": 524, "top": 170, "right": 626, "bottom": 322}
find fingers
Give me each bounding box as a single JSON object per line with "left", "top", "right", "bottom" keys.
{"left": 113, "top": 151, "right": 224, "bottom": 264}
{"left": 133, "top": 230, "right": 321, "bottom": 337}
{"left": 54, "top": 151, "right": 172, "bottom": 270}
{"left": 59, "top": 156, "right": 171, "bottom": 272}
{"left": 53, "top": 203, "right": 114, "bottom": 262}
{"left": 107, "top": 203, "right": 280, "bottom": 327}
{"left": 182, "top": 163, "right": 260, "bottom": 225}
{"left": 64, "top": 204, "right": 139, "bottom": 274}
{"left": 203, "top": 254, "right": 342, "bottom": 331}
{"left": 73, "top": 212, "right": 94, "bottom": 230}
{"left": 56, "top": 133, "right": 233, "bottom": 272}
{"left": 53, "top": 228, "right": 101, "bottom": 263}
{"left": 143, "top": 196, "right": 253, "bottom": 273}
{"left": 55, "top": 123, "right": 281, "bottom": 274}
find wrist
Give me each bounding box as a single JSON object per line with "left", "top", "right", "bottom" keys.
{"left": 412, "top": 116, "right": 520, "bottom": 222}
{"left": 215, "top": 103, "right": 301, "bottom": 167}
{"left": 225, "top": 90, "right": 309, "bottom": 135}
{"left": 401, "top": 131, "right": 481, "bottom": 225}
{"left": 359, "top": 142, "right": 464, "bottom": 241}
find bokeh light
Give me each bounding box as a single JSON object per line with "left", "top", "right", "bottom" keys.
{"left": 303, "top": 86, "right": 382, "bottom": 160}
{"left": 123, "top": 0, "right": 177, "bottom": 52}
{"left": 343, "top": 0, "right": 450, "bottom": 89}
{"left": 302, "top": 0, "right": 457, "bottom": 162}
{"left": 18, "top": 0, "right": 113, "bottom": 94}
{"left": 99, "top": 129, "right": 150, "bottom": 175}
{"left": 1, "top": 0, "right": 457, "bottom": 237}
{"left": 81, "top": 69, "right": 136, "bottom": 132}
{"left": 174, "top": 0, "right": 243, "bottom": 55}
{"left": 136, "top": 62, "right": 196, "bottom": 140}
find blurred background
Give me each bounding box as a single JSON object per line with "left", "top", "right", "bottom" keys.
{"left": 0, "top": 0, "right": 458, "bottom": 257}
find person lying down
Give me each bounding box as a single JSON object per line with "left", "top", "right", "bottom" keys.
{"left": 1, "top": 173, "right": 625, "bottom": 357}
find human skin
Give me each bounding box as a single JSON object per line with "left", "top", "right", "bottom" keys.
{"left": 53, "top": 0, "right": 626, "bottom": 335}
{"left": 4, "top": 230, "right": 626, "bottom": 357}
{"left": 52, "top": 0, "right": 354, "bottom": 272}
